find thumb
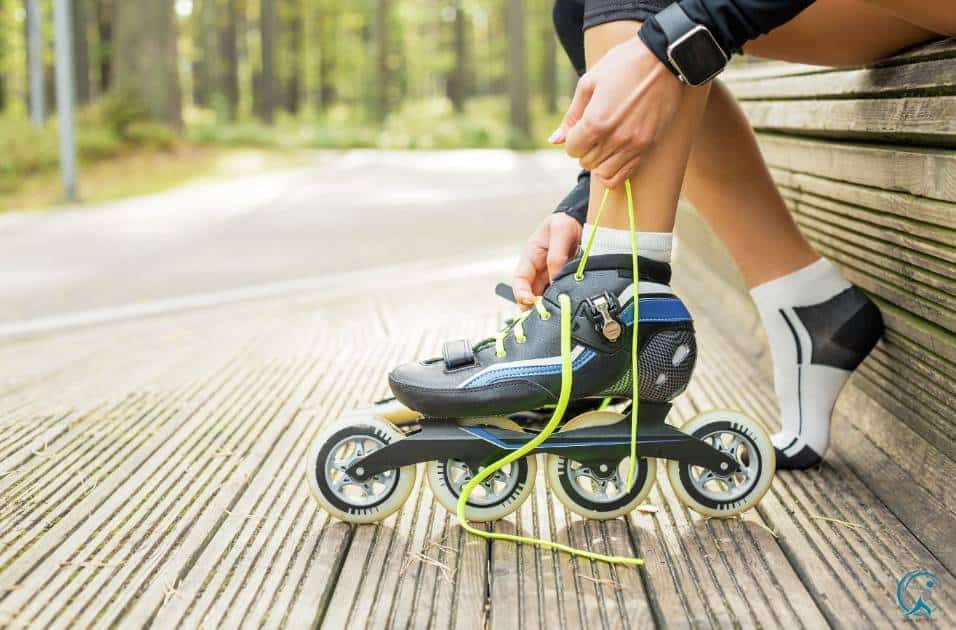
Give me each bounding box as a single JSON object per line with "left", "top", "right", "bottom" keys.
{"left": 550, "top": 75, "right": 595, "bottom": 144}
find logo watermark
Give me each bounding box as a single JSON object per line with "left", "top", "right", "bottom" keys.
{"left": 897, "top": 569, "right": 940, "bottom": 618}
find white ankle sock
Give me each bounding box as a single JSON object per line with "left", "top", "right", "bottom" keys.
{"left": 581, "top": 225, "right": 672, "bottom": 262}
{"left": 750, "top": 258, "right": 853, "bottom": 464}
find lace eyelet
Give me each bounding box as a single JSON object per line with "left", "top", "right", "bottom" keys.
{"left": 540, "top": 312, "right": 551, "bottom": 321}
{"left": 496, "top": 350, "right": 507, "bottom": 358}
{"left": 516, "top": 336, "right": 527, "bottom": 344}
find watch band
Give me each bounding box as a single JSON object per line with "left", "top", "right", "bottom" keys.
{"left": 654, "top": 4, "right": 698, "bottom": 46}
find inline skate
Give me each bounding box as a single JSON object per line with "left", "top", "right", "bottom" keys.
{"left": 307, "top": 248, "right": 776, "bottom": 526}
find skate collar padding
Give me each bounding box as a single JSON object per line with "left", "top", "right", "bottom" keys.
{"left": 457, "top": 184, "right": 646, "bottom": 567}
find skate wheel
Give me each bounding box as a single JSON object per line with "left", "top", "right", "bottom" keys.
{"left": 426, "top": 417, "right": 536, "bottom": 522}
{"left": 544, "top": 411, "right": 657, "bottom": 520}
{"left": 307, "top": 417, "right": 416, "bottom": 524}
{"left": 667, "top": 410, "right": 776, "bottom": 518}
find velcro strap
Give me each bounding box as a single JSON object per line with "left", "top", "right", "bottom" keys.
{"left": 442, "top": 339, "right": 475, "bottom": 370}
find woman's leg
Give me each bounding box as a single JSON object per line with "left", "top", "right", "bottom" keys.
{"left": 583, "top": 20, "right": 710, "bottom": 235}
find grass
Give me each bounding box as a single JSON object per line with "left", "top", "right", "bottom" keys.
{"left": 0, "top": 146, "right": 322, "bottom": 213}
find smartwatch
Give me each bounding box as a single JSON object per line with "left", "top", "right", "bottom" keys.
{"left": 654, "top": 4, "right": 728, "bottom": 86}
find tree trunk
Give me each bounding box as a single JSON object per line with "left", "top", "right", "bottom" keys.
{"left": 192, "top": 0, "right": 211, "bottom": 108}
{"left": 447, "top": 0, "right": 467, "bottom": 113}
{"left": 259, "top": 0, "right": 276, "bottom": 123}
{"left": 506, "top": 0, "right": 531, "bottom": 142}
{"left": 95, "top": 0, "right": 112, "bottom": 93}
{"left": 317, "top": 3, "right": 337, "bottom": 108}
{"left": 113, "top": 0, "right": 182, "bottom": 127}
{"left": 542, "top": 22, "right": 557, "bottom": 114}
{"left": 283, "top": 0, "right": 302, "bottom": 114}
{"left": 374, "top": 0, "right": 388, "bottom": 122}
{"left": 220, "top": 0, "right": 241, "bottom": 119}
{"left": 71, "top": 0, "right": 90, "bottom": 104}
{"left": 0, "top": 4, "right": 5, "bottom": 111}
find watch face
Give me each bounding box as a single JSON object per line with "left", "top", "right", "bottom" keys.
{"left": 671, "top": 29, "right": 725, "bottom": 84}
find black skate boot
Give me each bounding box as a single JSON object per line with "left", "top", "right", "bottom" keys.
{"left": 388, "top": 253, "right": 696, "bottom": 418}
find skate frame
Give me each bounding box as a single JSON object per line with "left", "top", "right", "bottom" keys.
{"left": 345, "top": 401, "right": 740, "bottom": 481}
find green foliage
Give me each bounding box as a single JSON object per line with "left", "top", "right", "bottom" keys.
{"left": 0, "top": 120, "right": 60, "bottom": 184}
{"left": 125, "top": 122, "right": 177, "bottom": 150}
{"left": 95, "top": 89, "right": 152, "bottom": 138}
{"left": 0, "top": 89, "right": 180, "bottom": 195}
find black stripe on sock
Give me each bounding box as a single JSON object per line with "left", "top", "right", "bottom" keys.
{"left": 780, "top": 309, "right": 805, "bottom": 435}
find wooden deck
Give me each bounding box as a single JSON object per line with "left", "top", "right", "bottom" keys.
{"left": 1, "top": 258, "right": 952, "bottom": 629}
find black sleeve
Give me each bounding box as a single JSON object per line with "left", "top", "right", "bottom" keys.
{"left": 554, "top": 170, "right": 590, "bottom": 225}
{"left": 639, "top": 0, "right": 815, "bottom": 72}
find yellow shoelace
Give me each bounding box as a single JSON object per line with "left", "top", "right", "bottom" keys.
{"left": 457, "top": 180, "right": 643, "bottom": 566}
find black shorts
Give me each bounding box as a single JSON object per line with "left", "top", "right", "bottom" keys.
{"left": 554, "top": 1, "right": 671, "bottom": 75}
{"left": 583, "top": 0, "right": 671, "bottom": 29}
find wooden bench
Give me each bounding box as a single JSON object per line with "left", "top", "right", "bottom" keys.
{"left": 676, "top": 38, "right": 956, "bottom": 572}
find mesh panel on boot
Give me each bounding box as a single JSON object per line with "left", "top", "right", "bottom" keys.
{"left": 602, "top": 330, "right": 697, "bottom": 402}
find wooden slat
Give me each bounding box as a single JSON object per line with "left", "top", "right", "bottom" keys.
{"left": 756, "top": 134, "right": 956, "bottom": 203}
{"left": 742, "top": 97, "right": 956, "bottom": 146}
{"left": 730, "top": 58, "right": 956, "bottom": 100}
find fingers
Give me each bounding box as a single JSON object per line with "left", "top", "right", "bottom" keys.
{"left": 546, "top": 216, "right": 582, "bottom": 281}
{"left": 550, "top": 74, "right": 595, "bottom": 145}
{"left": 512, "top": 224, "right": 550, "bottom": 309}
{"left": 594, "top": 150, "right": 641, "bottom": 189}
{"left": 511, "top": 257, "right": 539, "bottom": 310}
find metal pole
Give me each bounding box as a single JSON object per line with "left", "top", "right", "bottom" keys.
{"left": 53, "top": 0, "right": 77, "bottom": 201}
{"left": 26, "top": 0, "right": 44, "bottom": 126}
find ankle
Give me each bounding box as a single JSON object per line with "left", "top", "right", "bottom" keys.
{"left": 581, "top": 224, "right": 672, "bottom": 262}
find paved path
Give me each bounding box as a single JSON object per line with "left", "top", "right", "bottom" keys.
{"left": 0, "top": 150, "right": 575, "bottom": 326}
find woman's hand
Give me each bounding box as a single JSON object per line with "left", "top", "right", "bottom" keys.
{"left": 512, "top": 213, "right": 583, "bottom": 308}
{"left": 550, "top": 35, "right": 684, "bottom": 188}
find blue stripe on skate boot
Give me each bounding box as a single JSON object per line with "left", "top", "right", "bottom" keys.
{"left": 621, "top": 297, "right": 692, "bottom": 326}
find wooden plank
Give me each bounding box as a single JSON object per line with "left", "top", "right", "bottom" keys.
{"left": 771, "top": 167, "right": 956, "bottom": 230}
{"left": 833, "top": 384, "right": 955, "bottom": 519}
{"left": 802, "top": 236, "right": 956, "bottom": 333}
{"left": 756, "top": 134, "right": 956, "bottom": 203}
{"left": 730, "top": 58, "right": 956, "bottom": 100}
{"left": 743, "top": 97, "right": 956, "bottom": 146}
{"left": 796, "top": 215, "right": 956, "bottom": 308}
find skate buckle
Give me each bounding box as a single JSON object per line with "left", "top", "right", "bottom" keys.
{"left": 587, "top": 294, "right": 622, "bottom": 342}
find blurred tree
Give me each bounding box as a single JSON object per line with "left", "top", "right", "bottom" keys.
{"left": 0, "top": 2, "right": 5, "bottom": 111}
{"left": 113, "top": 0, "right": 182, "bottom": 127}
{"left": 71, "top": 0, "right": 90, "bottom": 104}
{"left": 317, "top": 0, "right": 338, "bottom": 108}
{"left": 221, "top": 0, "right": 241, "bottom": 118}
{"left": 374, "top": 0, "right": 388, "bottom": 122}
{"left": 259, "top": 0, "right": 276, "bottom": 122}
{"left": 280, "top": 0, "right": 302, "bottom": 114}
{"left": 94, "top": 0, "right": 111, "bottom": 93}
{"left": 540, "top": 1, "right": 558, "bottom": 114}
{"left": 506, "top": 0, "right": 531, "bottom": 141}
{"left": 447, "top": 0, "right": 467, "bottom": 113}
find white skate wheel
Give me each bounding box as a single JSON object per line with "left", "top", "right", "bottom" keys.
{"left": 426, "top": 417, "right": 536, "bottom": 522}
{"left": 544, "top": 411, "right": 657, "bottom": 521}
{"left": 307, "top": 416, "right": 416, "bottom": 524}
{"left": 667, "top": 410, "right": 776, "bottom": 518}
